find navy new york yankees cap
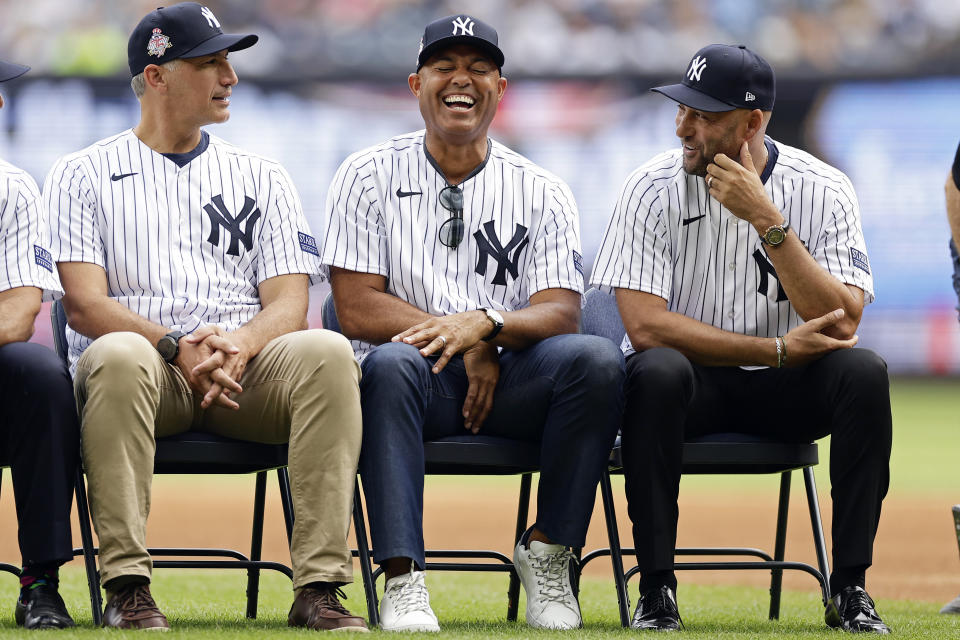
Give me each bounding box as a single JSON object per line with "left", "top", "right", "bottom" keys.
{"left": 128, "top": 2, "right": 258, "bottom": 77}
{"left": 0, "top": 59, "right": 29, "bottom": 83}
{"left": 651, "top": 44, "right": 775, "bottom": 112}
{"left": 417, "top": 15, "right": 504, "bottom": 71}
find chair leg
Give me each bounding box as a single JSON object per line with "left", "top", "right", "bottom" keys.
{"left": 352, "top": 477, "right": 379, "bottom": 627}
{"left": 74, "top": 465, "right": 102, "bottom": 626}
{"left": 803, "top": 466, "right": 832, "bottom": 604}
{"left": 245, "top": 471, "right": 268, "bottom": 619}
{"left": 277, "top": 467, "right": 295, "bottom": 544}
{"left": 600, "top": 470, "right": 630, "bottom": 627}
{"left": 507, "top": 473, "right": 532, "bottom": 622}
{"left": 768, "top": 471, "right": 791, "bottom": 620}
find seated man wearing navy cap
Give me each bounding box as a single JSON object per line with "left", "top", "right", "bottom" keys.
{"left": 0, "top": 59, "right": 80, "bottom": 630}
{"left": 321, "top": 14, "right": 623, "bottom": 633}
{"left": 43, "top": 3, "right": 365, "bottom": 631}
{"left": 591, "top": 44, "right": 891, "bottom": 633}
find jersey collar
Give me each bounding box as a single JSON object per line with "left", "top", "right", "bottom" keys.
{"left": 162, "top": 130, "right": 210, "bottom": 168}
{"left": 759, "top": 136, "right": 779, "bottom": 185}
{"left": 422, "top": 136, "right": 492, "bottom": 187}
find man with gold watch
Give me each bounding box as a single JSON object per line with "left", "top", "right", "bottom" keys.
{"left": 591, "top": 44, "right": 892, "bottom": 634}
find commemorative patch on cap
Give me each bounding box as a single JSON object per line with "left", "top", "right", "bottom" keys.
{"left": 147, "top": 29, "right": 173, "bottom": 58}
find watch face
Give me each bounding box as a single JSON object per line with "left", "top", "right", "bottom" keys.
{"left": 766, "top": 227, "right": 786, "bottom": 245}
{"left": 487, "top": 309, "right": 504, "bottom": 325}
{"left": 157, "top": 336, "right": 177, "bottom": 361}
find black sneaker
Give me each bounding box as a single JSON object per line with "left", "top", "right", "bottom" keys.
{"left": 15, "top": 583, "right": 76, "bottom": 629}
{"left": 825, "top": 586, "right": 890, "bottom": 634}
{"left": 631, "top": 585, "right": 683, "bottom": 631}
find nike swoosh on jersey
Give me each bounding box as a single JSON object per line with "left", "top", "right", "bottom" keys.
{"left": 396, "top": 187, "right": 422, "bottom": 198}
{"left": 681, "top": 214, "right": 706, "bottom": 226}
{"left": 111, "top": 172, "right": 139, "bottom": 181}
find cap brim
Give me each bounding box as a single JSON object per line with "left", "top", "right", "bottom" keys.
{"left": 0, "top": 61, "right": 30, "bottom": 83}
{"left": 182, "top": 33, "right": 258, "bottom": 59}
{"left": 417, "top": 37, "right": 504, "bottom": 69}
{"left": 650, "top": 83, "right": 736, "bottom": 112}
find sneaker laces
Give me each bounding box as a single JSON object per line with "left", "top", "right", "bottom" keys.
{"left": 386, "top": 574, "right": 430, "bottom": 616}
{"left": 304, "top": 587, "right": 351, "bottom": 616}
{"left": 529, "top": 549, "right": 579, "bottom": 611}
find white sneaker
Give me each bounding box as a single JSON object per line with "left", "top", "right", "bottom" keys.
{"left": 514, "top": 537, "right": 582, "bottom": 629}
{"left": 379, "top": 570, "right": 440, "bottom": 632}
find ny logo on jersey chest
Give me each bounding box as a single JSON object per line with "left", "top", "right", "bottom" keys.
{"left": 752, "top": 249, "right": 788, "bottom": 302}
{"left": 474, "top": 222, "right": 529, "bottom": 286}
{"left": 204, "top": 194, "right": 261, "bottom": 256}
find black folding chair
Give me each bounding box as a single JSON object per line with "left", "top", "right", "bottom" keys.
{"left": 323, "top": 293, "right": 593, "bottom": 627}
{"left": 51, "top": 301, "right": 294, "bottom": 626}
{"left": 578, "top": 288, "right": 831, "bottom": 627}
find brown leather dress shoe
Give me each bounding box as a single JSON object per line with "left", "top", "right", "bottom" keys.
{"left": 103, "top": 583, "right": 170, "bottom": 631}
{"left": 288, "top": 586, "right": 369, "bottom": 632}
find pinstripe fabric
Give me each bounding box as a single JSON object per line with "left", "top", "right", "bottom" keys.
{"left": 591, "top": 137, "right": 875, "bottom": 357}
{"left": 321, "top": 130, "right": 584, "bottom": 360}
{"left": 43, "top": 129, "right": 322, "bottom": 371}
{"left": 0, "top": 158, "right": 61, "bottom": 300}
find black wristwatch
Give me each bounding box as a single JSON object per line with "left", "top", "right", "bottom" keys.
{"left": 156, "top": 331, "right": 186, "bottom": 364}
{"left": 480, "top": 308, "right": 504, "bottom": 341}
{"left": 760, "top": 223, "right": 790, "bottom": 247}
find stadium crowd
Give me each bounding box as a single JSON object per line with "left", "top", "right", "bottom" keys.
{"left": 0, "top": 0, "right": 958, "bottom": 78}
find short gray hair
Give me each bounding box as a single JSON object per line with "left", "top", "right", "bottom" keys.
{"left": 130, "top": 58, "right": 182, "bottom": 98}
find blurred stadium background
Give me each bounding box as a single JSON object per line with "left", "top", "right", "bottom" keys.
{"left": 1, "top": 0, "right": 959, "bottom": 373}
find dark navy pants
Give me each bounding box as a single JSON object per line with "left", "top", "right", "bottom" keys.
{"left": 358, "top": 334, "right": 624, "bottom": 568}
{"left": 621, "top": 347, "right": 892, "bottom": 594}
{"left": 0, "top": 342, "right": 79, "bottom": 567}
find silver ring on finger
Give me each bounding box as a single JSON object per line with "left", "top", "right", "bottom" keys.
{"left": 437, "top": 335, "right": 447, "bottom": 349}
{"left": 706, "top": 175, "right": 714, "bottom": 188}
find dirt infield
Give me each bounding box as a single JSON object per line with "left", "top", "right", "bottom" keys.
{"left": 0, "top": 476, "right": 956, "bottom": 604}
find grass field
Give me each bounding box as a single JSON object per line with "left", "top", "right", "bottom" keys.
{"left": 0, "top": 377, "right": 955, "bottom": 636}
{"left": 0, "top": 570, "right": 956, "bottom": 638}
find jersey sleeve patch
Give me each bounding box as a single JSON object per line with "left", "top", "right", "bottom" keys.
{"left": 34, "top": 245, "right": 53, "bottom": 272}
{"left": 850, "top": 247, "right": 870, "bottom": 274}
{"left": 298, "top": 232, "right": 320, "bottom": 257}
{"left": 573, "top": 250, "right": 584, "bottom": 276}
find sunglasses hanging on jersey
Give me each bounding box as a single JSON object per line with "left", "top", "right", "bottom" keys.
{"left": 438, "top": 185, "right": 464, "bottom": 249}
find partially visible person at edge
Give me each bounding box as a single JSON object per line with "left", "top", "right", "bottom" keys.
{"left": 320, "top": 13, "right": 623, "bottom": 633}
{"left": 0, "top": 58, "right": 80, "bottom": 631}
{"left": 43, "top": 3, "right": 366, "bottom": 631}
{"left": 940, "top": 141, "right": 960, "bottom": 616}
{"left": 591, "top": 43, "right": 892, "bottom": 634}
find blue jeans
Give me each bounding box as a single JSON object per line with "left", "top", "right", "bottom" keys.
{"left": 358, "top": 334, "right": 624, "bottom": 568}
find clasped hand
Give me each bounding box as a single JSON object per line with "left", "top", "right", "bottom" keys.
{"left": 392, "top": 311, "right": 500, "bottom": 432}
{"left": 175, "top": 326, "right": 248, "bottom": 410}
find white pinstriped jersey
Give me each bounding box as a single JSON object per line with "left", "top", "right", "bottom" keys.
{"left": 321, "top": 130, "right": 584, "bottom": 360}
{"left": 591, "top": 137, "right": 874, "bottom": 357}
{"left": 43, "top": 129, "right": 322, "bottom": 370}
{"left": 0, "top": 158, "right": 61, "bottom": 300}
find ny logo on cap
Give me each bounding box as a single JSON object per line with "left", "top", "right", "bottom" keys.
{"left": 687, "top": 55, "right": 707, "bottom": 82}
{"left": 201, "top": 6, "right": 221, "bottom": 29}
{"left": 451, "top": 16, "right": 475, "bottom": 36}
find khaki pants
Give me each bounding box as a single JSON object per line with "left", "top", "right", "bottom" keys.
{"left": 74, "top": 329, "right": 362, "bottom": 589}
